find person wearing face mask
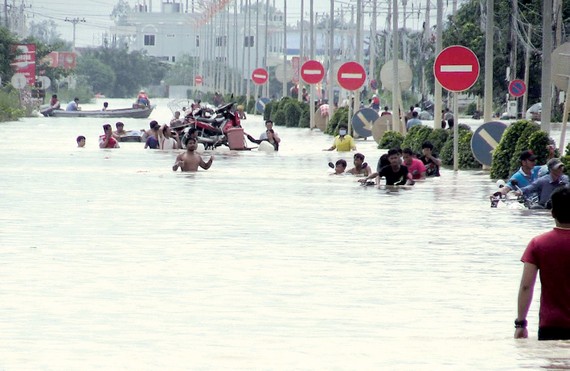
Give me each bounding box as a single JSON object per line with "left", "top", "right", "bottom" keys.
{"left": 324, "top": 124, "right": 356, "bottom": 152}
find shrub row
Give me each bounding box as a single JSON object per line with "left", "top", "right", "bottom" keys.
{"left": 265, "top": 97, "right": 310, "bottom": 128}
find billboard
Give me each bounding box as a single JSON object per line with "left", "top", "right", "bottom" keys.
{"left": 11, "top": 44, "right": 36, "bottom": 86}
{"left": 44, "top": 51, "right": 77, "bottom": 69}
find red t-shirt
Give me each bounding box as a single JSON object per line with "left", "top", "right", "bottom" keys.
{"left": 521, "top": 228, "right": 570, "bottom": 328}
{"left": 99, "top": 135, "right": 118, "bottom": 148}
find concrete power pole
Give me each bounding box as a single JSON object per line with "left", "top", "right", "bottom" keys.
{"left": 65, "top": 17, "right": 86, "bottom": 51}
{"left": 433, "top": 0, "right": 443, "bottom": 129}
{"left": 327, "top": 0, "right": 335, "bottom": 119}
{"left": 282, "top": 0, "right": 287, "bottom": 98}
{"left": 391, "top": 0, "right": 400, "bottom": 133}
{"left": 483, "top": 0, "right": 494, "bottom": 123}
{"left": 541, "top": 0, "right": 553, "bottom": 133}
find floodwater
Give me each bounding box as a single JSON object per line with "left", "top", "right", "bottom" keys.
{"left": 1, "top": 98, "right": 569, "bottom": 370}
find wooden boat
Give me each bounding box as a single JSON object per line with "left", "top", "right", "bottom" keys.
{"left": 42, "top": 105, "right": 155, "bottom": 119}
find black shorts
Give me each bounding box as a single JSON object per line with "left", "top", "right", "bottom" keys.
{"left": 538, "top": 327, "right": 570, "bottom": 340}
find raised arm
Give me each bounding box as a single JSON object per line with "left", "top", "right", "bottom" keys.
{"left": 199, "top": 155, "right": 214, "bottom": 170}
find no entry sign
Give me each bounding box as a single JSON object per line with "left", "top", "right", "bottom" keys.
{"left": 337, "top": 61, "right": 366, "bottom": 91}
{"left": 434, "top": 45, "right": 480, "bottom": 92}
{"left": 251, "top": 68, "right": 269, "bottom": 85}
{"left": 300, "top": 60, "right": 325, "bottom": 84}
{"left": 508, "top": 79, "right": 526, "bottom": 97}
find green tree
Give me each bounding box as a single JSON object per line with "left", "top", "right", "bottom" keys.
{"left": 76, "top": 55, "right": 116, "bottom": 95}
{"left": 0, "top": 27, "right": 19, "bottom": 84}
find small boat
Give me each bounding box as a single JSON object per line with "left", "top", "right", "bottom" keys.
{"left": 117, "top": 130, "right": 144, "bottom": 143}
{"left": 42, "top": 105, "right": 155, "bottom": 119}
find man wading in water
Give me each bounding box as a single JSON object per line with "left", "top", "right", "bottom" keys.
{"left": 172, "top": 137, "right": 214, "bottom": 172}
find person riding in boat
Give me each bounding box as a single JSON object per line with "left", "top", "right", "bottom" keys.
{"left": 66, "top": 97, "right": 80, "bottom": 111}
{"left": 41, "top": 94, "right": 61, "bottom": 116}
{"left": 136, "top": 90, "right": 150, "bottom": 107}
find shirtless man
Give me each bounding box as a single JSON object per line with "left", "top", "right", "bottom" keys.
{"left": 172, "top": 137, "right": 214, "bottom": 172}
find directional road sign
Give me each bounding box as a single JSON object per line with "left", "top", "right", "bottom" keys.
{"left": 337, "top": 61, "right": 366, "bottom": 91}
{"left": 508, "top": 79, "right": 526, "bottom": 97}
{"left": 551, "top": 42, "right": 570, "bottom": 91}
{"left": 352, "top": 108, "right": 379, "bottom": 138}
{"left": 471, "top": 121, "right": 507, "bottom": 166}
{"left": 300, "top": 60, "right": 325, "bottom": 84}
{"left": 251, "top": 68, "right": 269, "bottom": 85}
{"left": 380, "top": 59, "right": 413, "bottom": 92}
{"left": 194, "top": 75, "right": 203, "bottom": 85}
{"left": 434, "top": 45, "right": 480, "bottom": 92}
{"left": 256, "top": 97, "right": 270, "bottom": 113}
{"left": 11, "top": 73, "right": 27, "bottom": 89}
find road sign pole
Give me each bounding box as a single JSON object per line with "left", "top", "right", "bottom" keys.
{"left": 453, "top": 92, "right": 459, "bottom": 171}
{"left": 310, "top": 85, "right": 315, "bottom": 129}
{"left": 348, "top": 94, "right": 353, "bottom": 135}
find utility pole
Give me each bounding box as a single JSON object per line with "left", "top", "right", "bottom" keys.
{"left": 4, "top": 0, "right": 8, "bottom": 29}
{"left": 327, "top": 0, "right": 335, "bottom": 119}
{"left": 433, "top": 0, "right": 443, "bottom": 130}
{"left": 541, "top": 0, "right": 553, "bottom": 133}
{"left": 391, "top": 0, "right": 400, "bottom": 133}
{"left": 282, "top": 0, "right": 287, "bottom": 98}
{"left": 298, "top": 0, "right": 304, "bottom": 103}
{"left": 65, "top": 17, "right": 86, "bottom": 51}
{"left": 483, "top": 0, "right": 494, "bottom": 123}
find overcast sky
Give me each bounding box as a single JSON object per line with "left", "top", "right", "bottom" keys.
{"left": 26, "top": 0, "right": 462, "bottom": 48}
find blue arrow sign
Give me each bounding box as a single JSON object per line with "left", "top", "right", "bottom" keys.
{"left": 256, "top": 97, "right": 270, "bottom": 114}
{"left": 352, "top": 108, "right": 379, "bottom": 138}
{"left": 470, "top": 121, "right": 507, "bottom": 166}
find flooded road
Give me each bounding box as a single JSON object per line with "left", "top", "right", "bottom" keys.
{"left": 1, "top": 99, "right": 568, "bottom": 369}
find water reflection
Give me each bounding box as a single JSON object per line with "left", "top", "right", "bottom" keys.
{"left": 0, "top": 99, "right": 568, "bottom": 369}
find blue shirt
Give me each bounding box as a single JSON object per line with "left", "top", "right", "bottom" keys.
{"left": 521, "top": 174, "right": 569, "bottom": 205}
{"left": 506, "top": 166, "right": 542, "bottom": 189}
{"left": 66, "top": 101, "right": 78, "bottom": 111}
{"left": 406, "top": 118, "right": 422, "bottom": 131}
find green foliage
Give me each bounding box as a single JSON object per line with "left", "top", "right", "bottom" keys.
{"left": 440, "top": 126, "right": 480, "bottom": 169}
{"left": 0, "top": 28, "right": 19, "bottom": 84}
{"left": 527, "top": 131, "right": 553, "bottom": 166}
{"left": 465, "top": 102, "right": 477, "bottom": 116}
{"left": 490, "top": 120, "right": 537, "bottom": 179}
{"left": 426, "top": 129, "right": 450, "bottom": 154}
{"left": 566, "top": 142, "right": 570, "bottom": 157}
{"left": 509, "top": 122, "right": 541, "bottom": 174}
{"left": 284, "top": 101, "right": 302, "bottom": 127}
{"left": 401, "top": 125, "right": 433, "bottom": 153}
{"left": 263, "top": 101, "right": 274, "bottom": 121}
{"left": 272, "top": 109, "right": 286, "bottom": 127}
{"left": 299, "top": 102, "right": 310, "bottom": 128}
{"left": 378, "top": 131, "right": 405, "bottom": 150}
{"left": 76, "top": 55, "right": 116, "bottom": 94}
{"left": 58, "top": 76, "right": 93, "bottom": 103}
{"left": 163, "top": 55, "right": 199, "bottom": 86}
{"left": 326, "top": 107, "right": 349, "bottom": 135}
{"left": 77, "top": 47, "right": 169, "bottom": 98}
{"left": 0, "top": 87, "right": 25, "bottom": 122}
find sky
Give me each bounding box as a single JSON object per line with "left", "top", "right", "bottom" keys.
{"left": 25, "top": 0, "right": 465, "bottom": 48}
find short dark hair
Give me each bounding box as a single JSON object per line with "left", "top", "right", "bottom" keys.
{"left": 102, "top": 124, "right": 111, "bottom": 131}
{"left": 354, "top": 153, "right": 365, "bottom": 160}
{"left": 422, "top": 141, "right": 434, "bottom": 150}
{"left": 150, "top": 120, "right": 159, "bottom": 129}
{"left": 116, "top": 121, "right": 124, "bottom": 127}
{"left": 387, "top": 149, "right": 399, "bottom": 157}
{"left": 551, "top": 186, "right": 570, "bottom": 223}
{"left": 339, "top": 124, "right": 348, "bottom": 130}
{"left": 186, "top": 137, "right": 197, "bottom": 144}
{"left": 335, "top": 159, "right": 347, "bottom": 168}
{"left": 412, "top": 111, "right": 419, "bottom": 118}
{"left": 76, "top": 135, "right": 85, "bottom": 142}
{"left": 265, "top": 120, "right": 273, "bottom": 125}
{"left": 403, "top": 148, "right": 414, "bottom": 156}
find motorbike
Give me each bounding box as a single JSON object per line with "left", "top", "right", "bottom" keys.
{"left": 182, "top": 102, "right": 242, "bottom": 149}
{"left": 490, "top": 179, "right": 544, "bottom": 209}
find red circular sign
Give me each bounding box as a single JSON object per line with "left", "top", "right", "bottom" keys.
{"left": 251, "top": 68, "right": 269, "bottom": 85}
{"left": 434, "top": 45, "right": 480, "bottom": 92}
{"left": 337, "top": 61, "right": 366, "bottom": 91}
{"left": 508, "top": 79, "right": 526, "bottom": 97}
{"left": 300, "top": 60, "right": 325, "bottom": 84}
{"left": 194, "top": 75, "right": 203, "bottom": 85}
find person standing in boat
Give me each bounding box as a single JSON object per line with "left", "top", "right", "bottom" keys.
{"left": 99, "top": 124, "right": 120, "bottom": 148}
{"left": 66, "top": 97, "right": 80, "bottom": 111}
{"left": 136, "top": 90, "right": 150, "bottom": 107}
{"left": 172, "top": 137, "right": 214, "bottom": 172}
{"left": 324, "top": 124, "right": 356, "bottom": 152}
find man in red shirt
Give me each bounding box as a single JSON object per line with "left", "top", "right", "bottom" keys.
{"left": 515, "top": 186, "right": 570, "bottom": 340}
{"left": 99, "top": 124, "right": 120, "bottom": 148}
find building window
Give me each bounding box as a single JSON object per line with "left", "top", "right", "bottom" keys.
{"left": 196, "top": 35, "right": 200, "bottom": 47}
{"left": 144, "top": 34, "right": 155, "bottom": 46}
{"left": 244, "top": 35, "right": 254, "bottom": 47}
{"left": 216, "top": 36, "right": 227, "bottom": 47}
{"left": 172, "top": 56, "right": 176, "bottom": 62}
{"left": 215, "top": 56, "right": 227, "bottom": 62}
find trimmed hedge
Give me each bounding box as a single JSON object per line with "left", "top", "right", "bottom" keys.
{"left": 263, "top": 101, "right": 274, "bottom": 121}
{"left": 426, "top": 129, "right": 450, "bottom": 155}
{"left": 401, "top": 125, "right": 433, "bottom": 154}
{"left": 299, "top": 103, "right": 310, "bottom": 128}
{"left": 509, "top": 122, "right": 540, "bottom": 174}
{"left": 440, "top": 125, "right": 481, "bottom": 169}
{"left": 378, "top": 130, "right": 405, "bottom": 149}
{"left": 284, "top": 101, "right": 302, "bottom": 127}
{"left": 490, "top": 120, "right": 536, "bottom": 179}
{"left": 326, "top": 107, "right": 349, "bottom": 135}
